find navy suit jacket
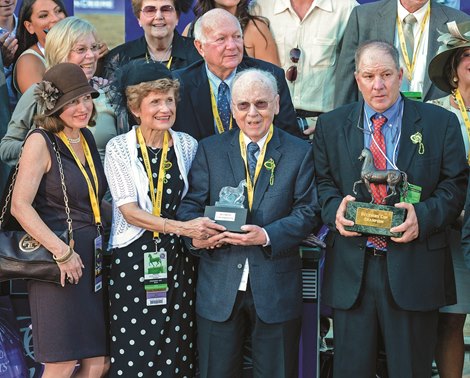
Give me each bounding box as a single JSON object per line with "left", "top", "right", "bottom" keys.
{"left": 177, "top": 127, "right": 319, "bottom": 323}
{"left": 172, "top": 57, "right": 301, "bottom": 140}
{"left": 313, "top": 97, "right": 468, "bottom": 311}
{"left": 334, "top": 0, "right": 470, "bottom": 107}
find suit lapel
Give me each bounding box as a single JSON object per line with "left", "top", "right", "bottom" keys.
{"left": 377, "top": 0, "right": 397, "bottom": 43}
{"left": 396, "top": 98, "right": 421, "bottom": 173}
{"left": 228, "top": 130, "right": 247, "bottom": 188}
{"left": 345, "top": 102, "right": 366, "bottom": 173}
{"left": 252, "top": 130, "right": 282, "bottom": 211}
{"left": 188, "top": 66, "right": 214, "bottom": 139}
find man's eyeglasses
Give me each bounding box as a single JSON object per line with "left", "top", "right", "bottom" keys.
{"left": 70, "top": 43, "right": 102, "bottom": 55}
{"left": 141, "top": 5, "right": 175, "bottom": 17}
{"left": 286, "top": 47, "right": 301, "bottom": 82}
{"left": 232, "top": 98, "right": 275, "bottom": 112}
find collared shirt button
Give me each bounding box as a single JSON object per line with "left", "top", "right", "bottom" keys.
{"left": 237, "top": 263, "right": 243, "bottom": 269}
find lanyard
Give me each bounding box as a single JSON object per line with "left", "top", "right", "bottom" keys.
{"left": 453, "top": 89, "right": 470, "bottom": 165}
{"left": 58, "top": 131, "right": 101, "bottom": 225}
{"left": 396, "top": 3, "right": 430, "bottom": 82}
{"left": 136, "top": 127, "right": 170, "bottom": 240}
{"left": 209, "top": 82, "right": 233, "bottom": 134}
{"left": 165, "top": 56, "right": 173, "bottom": 69}
{"left": 239, "top": 125, "right": 273, "bottom": 210}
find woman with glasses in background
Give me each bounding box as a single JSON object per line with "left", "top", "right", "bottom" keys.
{"left": 1, "top": 17, "right": 117, "bottom": 170}
{"left": 183, "top": 0, "right": 280, "bottom": 66}
{"left": 103, "top": 0, "right": 201, "bottom": 81}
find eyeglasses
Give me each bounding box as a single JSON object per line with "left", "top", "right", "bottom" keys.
{"left": 286, "top": 47, "right": 301, "bottom": 82}
{"left": 70, "top": 43, "right": 102, "bottom": 55}
{"left": 232, "top": 98, "right": 275, "bottom": 112}
{"left": 141, "top": 5, "right": 175, "bottom": 17}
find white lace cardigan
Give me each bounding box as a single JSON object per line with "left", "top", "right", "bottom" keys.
{"left": 104, "top": 126, "right": 198, "bottom": 249}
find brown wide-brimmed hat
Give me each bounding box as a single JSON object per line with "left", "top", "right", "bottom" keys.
{"left": 428, "top": 21, "right": 470, "bottom": 94}
{"left": 34, "top": 62, "right": 99, "bottom": 116}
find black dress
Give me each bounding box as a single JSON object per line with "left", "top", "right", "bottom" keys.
{"left": 109, "top": 145, "right": 197, "bottom": 377}
{"left": 27, "top": 129, "right": 108, "bottom": 362}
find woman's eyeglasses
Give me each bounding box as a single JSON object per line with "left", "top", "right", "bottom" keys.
{"left": 141, "top": 5, "right": 175, "bottom": 18}
{"left": 70, "top": 43, "right": 102, "bottom": 55}
{"left": 286, "top": 47, "right": 301, "bottom": 83}
{"left": 232, "top": 98, "right": 275, "bottom": 112}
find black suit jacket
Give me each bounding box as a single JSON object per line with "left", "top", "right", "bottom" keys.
{"left": 334, "top": 0, "right": 470, "bottom": 106}
{"left": 172, "top": 57, "right": 300, "bottom": 140}
{"left": 313, "top": 97, "right": 468, "bottom": 311}
{"left": 103, "top": 31, "right": 202, "bottom": 80}
{"left": 177, "top": 127, "right": 319, "bottom": 322}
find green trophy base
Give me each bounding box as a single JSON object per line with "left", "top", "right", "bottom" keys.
{"left": 344, "top": 202, "right": 406, "bottom": 237}
{"left": 204, "top": 206, "right": 248, "bottom": 232}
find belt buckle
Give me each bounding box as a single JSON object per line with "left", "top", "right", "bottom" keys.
{"left": 366, "top": 247, "right": 386, "bottom": 257}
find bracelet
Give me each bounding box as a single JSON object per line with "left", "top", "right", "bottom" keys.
{"left": 162, "top": 218, "right": 168, "bottom": 234}
{"left": 53, "top": 246, "right": 74, "bottom": 264}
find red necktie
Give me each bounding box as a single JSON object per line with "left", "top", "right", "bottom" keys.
{"left": 368, "top": 115, "right": 388, "bottom": 250}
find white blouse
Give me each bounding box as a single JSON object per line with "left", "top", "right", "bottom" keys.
{"left": 104, "top": 126, "right": 198, "bottom": 249}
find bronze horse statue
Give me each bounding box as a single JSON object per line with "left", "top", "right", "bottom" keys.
{"left": 353, "top": 148, "right": 407, "bottom": 203}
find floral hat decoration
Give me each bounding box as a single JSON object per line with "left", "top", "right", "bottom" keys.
{"left": 34, "top": 62, "right": 99, "bottom": 116}
{"left": 428, "top": 21, "right": 470, "bottom": 94}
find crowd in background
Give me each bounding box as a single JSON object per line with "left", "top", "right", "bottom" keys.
{"left": 0, "top": 0, "right": 470, "bottom": 377}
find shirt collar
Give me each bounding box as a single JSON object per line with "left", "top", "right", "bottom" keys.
{"left": 397, "top": 0, "right": 429, "bottom": 23}
{"left": 273, "top": 0, "right": 332, "bottom": 15}
{"left": 242, "top": 130, "right": 270, "bottom": 152}
{"left": 364, "top": 96, "right": 403, "bottom": 127}
{"left": 205, "top": 63, "right": 237, "bottom": 93}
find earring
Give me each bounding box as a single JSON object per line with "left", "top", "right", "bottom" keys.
{"left": 453, "top": 76, "right": 458, "bottom": 83}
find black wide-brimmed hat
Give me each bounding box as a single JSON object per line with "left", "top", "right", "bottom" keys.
{"left": 428, "top": 21, "right": 470, "bottom": 94}
{"left": 34, "top": 62, "right": 99, "bottom": 116}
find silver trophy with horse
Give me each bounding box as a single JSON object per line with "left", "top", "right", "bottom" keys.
{"left": 344, "top": 149, "right": 408, "bottom": 237}
{"left": 204, "top": 180, "right": 248, "bottom": 232}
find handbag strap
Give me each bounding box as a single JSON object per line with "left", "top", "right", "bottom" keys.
{"left": 0, "top": 129, "right": 74, "bottom": 243}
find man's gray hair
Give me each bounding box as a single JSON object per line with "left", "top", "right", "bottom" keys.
{"left": 194, "top": 8, "right": 243, "bottom": 43}
{"left": 232, "top": 68, "right": 278, "bottom": 97}
{"left": 354, "top": 40, "right": 400, "bottom": 72}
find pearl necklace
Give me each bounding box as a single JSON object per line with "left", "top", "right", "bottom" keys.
{"left": 147, "top": 43, "right": 172, "bottom": 64}
{"left": 67, "top": 135, "right": 81, "bottom": 144}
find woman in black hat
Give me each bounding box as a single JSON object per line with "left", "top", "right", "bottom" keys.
{"left": 11, "top": 62, "right": 109, "bottom": 377}
{"left": 104, "top": 60, "right": 224, "bottom": 377}
{"left": 428, "top": 20, "right": 470, "bottom": 378}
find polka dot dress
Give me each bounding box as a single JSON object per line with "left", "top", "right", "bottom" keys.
{"left": 109, "top": 146, "right": 197, "bottom": 377}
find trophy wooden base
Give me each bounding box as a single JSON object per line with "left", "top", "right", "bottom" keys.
{"left": 204, "top": 206, "right": 248, "bottom": 232}
{"left": 344, "top": 202, "right": 406, "bottom": 237}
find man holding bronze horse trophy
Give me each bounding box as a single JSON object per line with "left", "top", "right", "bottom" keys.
{"left": 313, "top": 40, "right": 468, "bottom": 378}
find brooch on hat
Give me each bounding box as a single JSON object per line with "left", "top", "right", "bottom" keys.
{"left": 34, "top": 81, "right": 61, "bottom": 112}
{"left": 410, "top": 132, "right": 425, "bottom": 155}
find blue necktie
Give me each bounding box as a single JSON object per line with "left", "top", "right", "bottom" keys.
{"left": 247, "top": 142, "right": 259, "bottom": 182}
{"left": 217, "top": 81, "right": 231, "bottom": 132}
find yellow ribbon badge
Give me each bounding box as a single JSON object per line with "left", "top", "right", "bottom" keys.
{"left": 264, "top": 158, "right": 276, "bottom": 186}
{"left": 410, "top": 132, "right": 425, "bottom": 155}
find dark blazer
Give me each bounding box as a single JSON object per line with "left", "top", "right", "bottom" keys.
{"left": 102, "top": 31, "right": 202, "bottom": 80}
{"left": 177, "top": 127, "right": 319, "bottom": 323}
{"left": 313, "top": 98, "right": 468, "bottom": 311}
{"left": 0, "top": 53, "right": 10, "bottom": 193}
{"left": 462, "top": 183, "right": 470, "bottom": 269}
{"left": 172, "top": 57, "right": 301, "bottom": 140}
{"left": 334, "top": 0, "right": 470, "bottom": 107}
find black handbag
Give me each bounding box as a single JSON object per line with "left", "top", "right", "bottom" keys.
{"left": 0, "top": 130, "right": 73, "bottom": 284}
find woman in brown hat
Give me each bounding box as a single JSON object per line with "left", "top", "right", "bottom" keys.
{"left": 10, "top": 62, "right": 109, "bottom": 377}
{"left": 428, "top": 20, "right": 470, "bottom": 378}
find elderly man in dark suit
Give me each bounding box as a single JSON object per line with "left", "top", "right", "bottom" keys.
{"left": 177, "top": 68, "right": 319, "bottom": 378}
{"left": 335, "top": 0, "right": 470, "bottom": 107}
{"left": 314, "top": 40, "right": 468, "bottom": 377}
{"left": 172, "top": 8, "right": 301, "bottom": 141}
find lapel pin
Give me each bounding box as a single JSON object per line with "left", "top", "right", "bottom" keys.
{"left": 264, "top": 158, "right": 276, "bottom": 186}
{"left": 410, "top": 132, "right": 425, "bottom": 155}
